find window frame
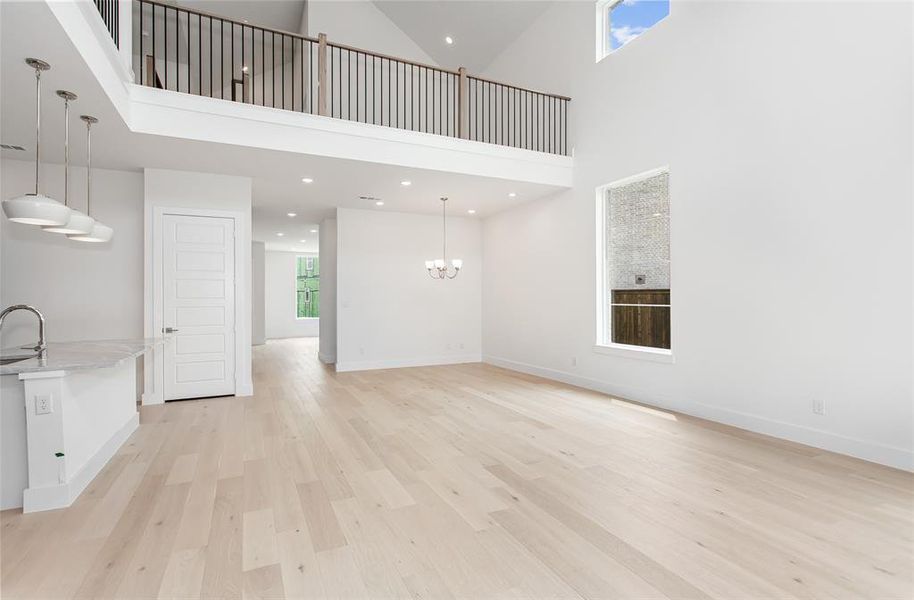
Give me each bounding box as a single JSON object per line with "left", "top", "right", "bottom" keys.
{"left": 594, "top": 166, "right": 674, "bottom": 363}
{"left": 596, "top": 0, "right": 672, "bottom": 62}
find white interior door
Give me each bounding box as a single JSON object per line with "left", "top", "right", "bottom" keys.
{"left": 163, "top": 214, "right": 236, "bottom": 400}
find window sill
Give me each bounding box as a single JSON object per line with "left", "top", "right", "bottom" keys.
{"left": 593, "top": 343, "right": 675, "bottom": 364}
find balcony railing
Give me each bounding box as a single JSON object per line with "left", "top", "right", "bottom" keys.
{"left": 94, "top": 0, "right": 120, "bottom": 48}
{"left": 133, "top": 0, "right": 570, "bottom": 155}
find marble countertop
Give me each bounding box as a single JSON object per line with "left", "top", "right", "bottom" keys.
{"left": 0, "top": 338, "right": 165, "bottom": 376}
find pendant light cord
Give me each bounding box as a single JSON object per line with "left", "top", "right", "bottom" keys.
{"left": 85, "top": 120, "right": 92, "bottom": 216}
{"left": 34, "top": 68, "right": 41, "bottom": 196}
{"left": 63, "top": 97, "right": 69, "bottom": 206}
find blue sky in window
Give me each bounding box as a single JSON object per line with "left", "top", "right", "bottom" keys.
{"left": 610, "top": 0, "right": 670, "bottom": 50}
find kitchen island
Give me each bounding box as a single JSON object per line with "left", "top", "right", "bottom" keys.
{"left": 1, "top": 339, "right": 162, "bottom": 512}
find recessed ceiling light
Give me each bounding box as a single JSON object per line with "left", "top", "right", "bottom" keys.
{"left": 400, "top": 180, "right": 412, "bottom": 186}
{"left": 508, "top": 192, "right": 517, "bottom": 198}
{"left": 276, "top": 232, "right": 285, "bottom": 237}
{"left": 375, "top": 201, "right": 385, "bottom": 206}
{"left": 652, "top": 212, "right": 662, "bottom": 217}
{"left": 445, "top": 36, "right": 454, "bottom": 45}
{"left": 299, "top": 239, "right": 306, "bottom": 243}
{"left": 301, "top": 177, "right": 313, "bottom": 183}
{"left": 287, "top": 212, "right": 297, "bottom": 217}
{"left": 467, "top": 209, "right": 476, "bottom": 214}
{"left": 310, "top": 229, "right": 318, "bottom": 233}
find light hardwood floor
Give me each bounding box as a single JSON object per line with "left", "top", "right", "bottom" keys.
{"left": 2, "top": 338, "right": 912, "bottom": 599}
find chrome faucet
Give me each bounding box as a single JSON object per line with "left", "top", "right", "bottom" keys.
{"left": 0, "top": 304, "right": 47, "bottom": 357}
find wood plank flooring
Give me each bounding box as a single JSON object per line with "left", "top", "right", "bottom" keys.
{"left": 2, "top": 338, "right": 912, "bottom": 599}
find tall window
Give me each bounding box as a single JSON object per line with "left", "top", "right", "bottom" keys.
{"left": 296, "top": 256, "right": 320, "bottom": 319}
{"left": 597, "top": 0, "right": 670, "bottom": 60}
{"left": 597, "top": 168, "right": 670, "bottom": 352}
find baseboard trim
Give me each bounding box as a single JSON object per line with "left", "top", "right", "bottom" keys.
{"left": 483, "top": 355, "right": 913, "bottom": 472}
{"left": 23, "top": 412, "right": 140, "bottom": 513}
{"left": 141, "top": 391, "right": 163, "bottom": 405}
{"left": 235, "top": 382, "right": 254, "bottom": 397}
{"left": 336, "top": 354, "right": 482, "bottom": 373}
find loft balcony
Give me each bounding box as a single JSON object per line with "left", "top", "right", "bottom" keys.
{"left": 128, "top": 0, "right": 571, "bottom": 157}
{"left": 22, "top": 0, "right": 573, "bottom": 188}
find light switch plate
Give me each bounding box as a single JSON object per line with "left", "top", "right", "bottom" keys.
{"left": 35, "top": 394, "right": 53, "bottom": 415}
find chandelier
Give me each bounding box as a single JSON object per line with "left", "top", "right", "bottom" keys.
{"left": 425, "top": 197, "right": 462, "bottom": 279}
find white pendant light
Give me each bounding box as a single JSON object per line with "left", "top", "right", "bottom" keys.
{"left": 43, "top": 90, "right": 95, "bottom": 235}
{"left": 68, "top": 115, "right": 113, "bottom": 243}
{"left": 425, "top": 197, "right": 462, "bottom": 280}
{"left": 3, "top": 58, "right": 71, "bottom": 227}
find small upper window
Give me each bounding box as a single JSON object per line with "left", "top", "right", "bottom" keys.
{"left": 597, "top": 0, "right": 670, "bottom": 60}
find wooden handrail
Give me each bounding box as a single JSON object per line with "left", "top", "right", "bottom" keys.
{"left": 325, "top": 40, "right": 459, "bottom": 76}
{"left": 467, "top": 74, "right": 572, "bottom": 102}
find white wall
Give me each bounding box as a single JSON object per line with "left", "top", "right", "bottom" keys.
{"left": 143, "top": 168, "right": 253, "bottom": 401}
{"left": 0, "top": 159, "right": 144, "bottom": 347}
{"left": 481, "top": 1, "right": 913, "bottom": 470}
{"left": 252, "top": 241, "right": 266, "bottom": 345}
{"left": 336, "top": 207, "right": 481, "bottom": 371}
{"left": 265, "top": 250, "right": 319, "bottom": 339}
{"left": 319, "top": 217, "right": 337, "bottom": 363}
{"left": 308, "top": 0, "right": 436, "bottom": 66}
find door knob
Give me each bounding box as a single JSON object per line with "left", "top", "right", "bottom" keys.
{"left": 164, "top": 327, "right": 179, "bottom": 334}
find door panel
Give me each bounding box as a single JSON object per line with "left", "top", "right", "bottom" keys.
{"left": 163, "top": 214, "right": 235, "bottom": 400}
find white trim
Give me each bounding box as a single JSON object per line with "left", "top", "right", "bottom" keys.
{"left": 150, "top": 206, "right": 247, "bottom": 402}
{"left": 22, "top": 413, "right": 139, "bottom": 513}
{"left": 595, "top": 0, "right": 615, "bottom": 62}
{"left": 336, "top": 354, "right": 482, "bottom": 373}
{"left": 128, "top": 85, "right": 573, "bottom": 188}
{"left": 18, "top": 370, "right": 67, "bottom": 381}
{"left": 141, "top": 391, "right": 163, "bottom": 405}
{"left": 483, "top": 355, "right": 913, "bottom": 472}
{"left": 593, "top": 343, "right": 675, "bottom": 363}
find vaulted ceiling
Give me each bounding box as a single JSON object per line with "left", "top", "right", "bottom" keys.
{"left": 372, "top": 1, "right": 551, "bottom": 72}
{"left": 176, "top": 1, "right": 552, "bottom": 74}
{"left": 176, "top": 1, "right": 307, "bottom": 34}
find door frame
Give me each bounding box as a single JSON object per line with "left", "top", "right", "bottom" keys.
{"left": 145, "top": 206, "right": 248, "bottom": 404}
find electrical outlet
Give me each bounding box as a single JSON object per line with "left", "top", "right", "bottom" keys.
{"left": 812, "top": 398, "right": 825, "bottom": 416}
{"left": 35, "top": 394, "right": 53, "bottom": 415}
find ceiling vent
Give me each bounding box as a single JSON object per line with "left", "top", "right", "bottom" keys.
{"left": 1, "top": 144, "right": 26, "bottom": 151}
